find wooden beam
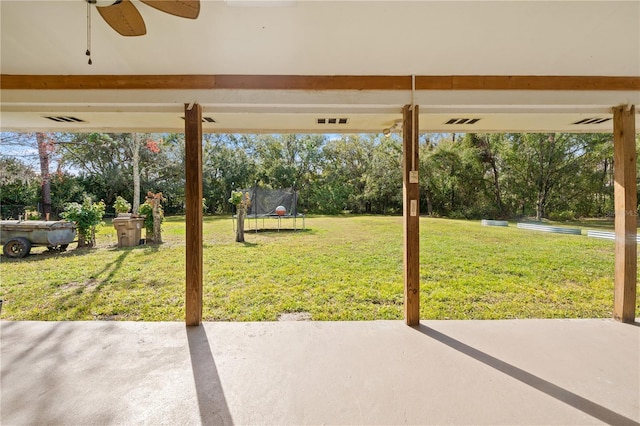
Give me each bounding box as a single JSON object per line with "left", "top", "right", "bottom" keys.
{"left": 613, "top": 104, "right": 637, "bottom": 323}
{"left": 185, "top": 103, "right": 203, "bottom": 326}
{"left": 423, "top": 76, "right": 640, "bottom": 91}
{"left": 403, "top": 104, "right": 420, "bottom": 326}
{"left": 1, "top": 74, "right": 638, "bottom": 91}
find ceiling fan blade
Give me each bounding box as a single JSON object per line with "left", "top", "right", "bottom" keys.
{"left": 140, "top": 0, "right": 200, "bottom": 19}
{"left": 97, "top": 0, "right": 147, "bottom": 36}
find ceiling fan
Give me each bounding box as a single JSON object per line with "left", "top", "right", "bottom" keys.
{"left": 87, "top": 0, "right": 200, "bottom": 37}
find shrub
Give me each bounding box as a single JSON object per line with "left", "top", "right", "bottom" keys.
{"left": 61, "top": 196, "right": 105, "bottom": 247}
{"left": 140, "top": 192, "right": 165, "bottom": 243}
{"left": 24, "top": 208, "right": 40, "bottom": 220}
{"left": 113, "top": 196, "right": 132, "bottom": 214}
{"left": 138, "top": 202, "right": 154, "bottom": 235}
{"left": 548, "top": 210, "right": 576, "bottom": 222}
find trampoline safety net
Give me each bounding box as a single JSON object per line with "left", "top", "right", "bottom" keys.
{"left": 235, "top": 186, "right": 305, "bottom": 232}
{"left": 242, "top": 186, "right": 299, "bottom": 217}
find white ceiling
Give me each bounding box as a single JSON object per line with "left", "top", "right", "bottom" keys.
{"left": 1, "top": 0, "right": 639, "bottom": 134}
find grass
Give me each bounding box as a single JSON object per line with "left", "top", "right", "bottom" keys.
{"left": 1, "top": 215, "right": 636, "bottom": 321}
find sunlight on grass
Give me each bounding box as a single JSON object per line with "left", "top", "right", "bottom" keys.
{"left": 1, "top": 216, "right": 636, "bottom": 321}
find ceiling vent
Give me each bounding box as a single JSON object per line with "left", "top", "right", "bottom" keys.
{"left": 572, "top": 117, "right": 611, "bottom": 125}
{"left": 44, "top": 116, "right": 85, "bottom": 123}
{"left": 181, "top": 116, "right": 217, "bottom": 123}
{"left": 445, "top": 118, "right": 481, "bottom": 125}
{"left": 317, "top": 118, "right": 349, "bottom": 125}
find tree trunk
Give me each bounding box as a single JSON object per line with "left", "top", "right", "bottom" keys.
{"left": 600, "top": 158, "right": 610, "bottom": 216}
{"left": 490, "top": 160, "right": 506, "bottom": 217}
{"left": 132, "top": 134, "right": 141, "bottom": 214}
{"left": 36, "top": 132, "right": 52, "bottom": 218}
{"left": 152, "top": 197, "right": 162, "bottom": 243}
{"left": 236, "top": 206, "right": 246, "bottom": 242}
{"left": 76, "top": 230, "right": 95, "bottom": 248}
{"left": 425, "top": 189, "right": 433, "bottom": 216}
{"left": 536, "top": 192, "right": 546, "bottom": 220}
{"left": 450, "top": 164, "right": 456, "bottom": 211}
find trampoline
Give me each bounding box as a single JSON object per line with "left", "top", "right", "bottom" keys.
{"left": 233, "top": 186, "right": 305, "bottom": 232}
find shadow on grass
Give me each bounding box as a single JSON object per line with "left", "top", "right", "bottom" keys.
{"left": 0, "top": 240, "right": 157, "bottom": 263}
{"left": 412, "top": 324, "right": 639, "bottom": 426}
{"left": 39, "top": 250, "right": 132, "bottom": 320}
{"left": 138, "top": 243, "right": 163, "bottom": 255}
{"left": 0, "top": 245, "right": 99, "bottom": 263}
{"left": 91, "top": 250, "right": 131, "bottom": 280}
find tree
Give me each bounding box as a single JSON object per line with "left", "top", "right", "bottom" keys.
{"left": 463, "top": 133, "right": 508, "bottom": 218}
{"left": 2, "top": 130, "right": 629, "bottom": 222}
{"left": 314, "top": 135, "right": 374, "bottom": 213}
{"left": 36, "top": 133, "right": 54, "bottom": 218}
{"left": 1, "top": 132, "right": 61, "bottom": 218}
{"left": 254, "top": 134, "right": 324, "bottom": 211}
{"left": 58, "top": 132, "right": 165, "bottom": 214}
{"left": 146, "top": 133, "right": 186, "bottom": 214}
{"left": 131, "top": 134, "right": 142, "bottom": 213}
{"left": 203, "top": 134, "right": 256, "bottom": 214}
{"left": 58, "top": 133, "right": 131, "bottom": 209}
{"left": 419, "top": 134, "right": 491, "bottom": 218}
{"left": 502, "top": 133, "right": 608, "bottom": 220}
{"left": 0, "top": 157, "right": 39, "bottom": 219}
{"left": 421, "top": 138, "right": 464, "bottom": 216}
{"left": 129, "top": 133, "right": 162, "bottom": 214}
{"left": 363, "top": 135, "right": 403, "bottom": 214}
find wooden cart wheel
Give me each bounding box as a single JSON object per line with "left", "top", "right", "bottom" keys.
{"left": 3, "top": 237, "right": 32, "bottom": 258}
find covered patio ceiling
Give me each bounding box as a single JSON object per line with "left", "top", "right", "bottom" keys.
{"left": 1, "top": 0, "right": 639, "bottom": 134}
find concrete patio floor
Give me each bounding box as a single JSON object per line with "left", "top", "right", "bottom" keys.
{"left": 1, "top": 319, "right": 639, "bottom": 425}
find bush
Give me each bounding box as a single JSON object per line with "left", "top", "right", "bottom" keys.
{"left": 24, "top": 208, "right": 40, "bottom": 220}
{"left": 113, "top": 196, "right": 131, "bottom": 214}
{"left": 138, "top": 202, "right": 154, "bottom": 235}
{"left": 61, "top": 196, "right": 105, "bottom": 247}
{"left": 548, "top": 210, "right": 576, "bottom": 222}
{"left": 139, "top": 192, "right": 165, "bottom": 243}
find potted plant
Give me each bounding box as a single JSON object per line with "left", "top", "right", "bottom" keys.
{"left": 113, "top": 196, "right": 132, "bottom": 217}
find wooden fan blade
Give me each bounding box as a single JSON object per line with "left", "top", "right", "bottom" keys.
{"left": 97, "top": 0, "right": 147, "bottom": 36}
{"left": 140, "top": 0, "right": 200, "bottom": 19}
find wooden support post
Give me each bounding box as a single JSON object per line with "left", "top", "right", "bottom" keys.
{"left": 185, "top": 103, "right": 203, "bottom": 326}
{"left": 403, "top": 104, "right": 420, "bottom": 325}
{"left": 613, "top": 105, "right": 637, "bottom": 323}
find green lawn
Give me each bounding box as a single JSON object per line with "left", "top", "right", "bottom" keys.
{"left": 0, "top": 215, "right": 636, "bottom": 321}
